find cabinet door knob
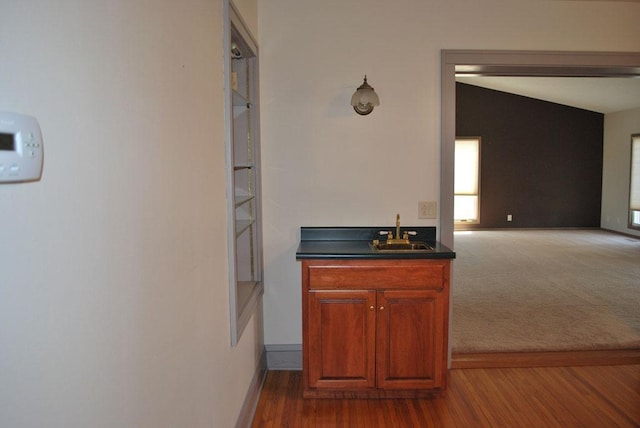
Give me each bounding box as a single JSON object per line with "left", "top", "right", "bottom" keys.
{"left": 379, "top": 306, "right": 385, "bottom": 310}
{"left": 369, "top": 305, "right": 375, "bottom": 310}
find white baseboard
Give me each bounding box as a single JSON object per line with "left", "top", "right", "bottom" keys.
{"left": 235, "top": 349, "right": 267, "bottom": 428}
{"left": 266, "top": 344, "right": 302, "bottom": 370}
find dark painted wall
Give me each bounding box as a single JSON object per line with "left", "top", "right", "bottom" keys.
{"left": 456, "top": 82, "right": 604, "bottom": 229}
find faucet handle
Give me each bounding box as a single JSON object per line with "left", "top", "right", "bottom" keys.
{"left": 403, "top": 231, "right": 417, "bottom": 241}
{"left": 379, "top": 231, "right": 394, "bottom": 242}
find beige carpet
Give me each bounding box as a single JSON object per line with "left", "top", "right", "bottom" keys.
{"left": 451, "top": 229, "right": 640, "bottom": 353}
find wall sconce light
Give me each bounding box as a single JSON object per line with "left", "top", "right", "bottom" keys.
{"left": 350, "top": 75, "right": 380, "bottom": 115}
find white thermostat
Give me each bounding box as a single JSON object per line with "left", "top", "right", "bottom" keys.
{"left": 0, "top": 112, "right": 44, "bottom": 183}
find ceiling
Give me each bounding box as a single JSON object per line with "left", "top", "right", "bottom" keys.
{"left": 456, "top": 76, "right": 640, "bottom": 114}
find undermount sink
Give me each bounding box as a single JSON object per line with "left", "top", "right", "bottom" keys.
{"left": 370, "top": 241, "right": 434, "bottom": 252}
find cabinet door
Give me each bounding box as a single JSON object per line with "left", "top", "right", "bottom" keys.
{"left": 376, "top": 289, "right": 445, "bottom": 390}
{"left": 307, "top": 290, "right": 376, "bottom": 389}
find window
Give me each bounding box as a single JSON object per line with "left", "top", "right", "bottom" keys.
{"left": 454, "top": 138, "right": 480, "bottom": 224}
{"left": 630, "top": 134, "right": 640, "bottom": 230}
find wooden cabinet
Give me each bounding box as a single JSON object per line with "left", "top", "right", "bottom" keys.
{"left": 302, "top": 259, "right": 450, "bottom": 398}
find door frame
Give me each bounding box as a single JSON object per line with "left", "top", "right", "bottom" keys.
{"left": 440, "top": 50, "right": 640, "bottom": 361}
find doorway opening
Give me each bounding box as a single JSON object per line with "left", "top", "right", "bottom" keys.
{"left": 440, "top": 50, "right": 640, "bottom": 366}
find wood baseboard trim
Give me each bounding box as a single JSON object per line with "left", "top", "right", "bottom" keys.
{"left": 451, "top": 349, "right": 640, "bottom": 369}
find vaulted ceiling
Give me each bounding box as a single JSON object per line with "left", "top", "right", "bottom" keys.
{"left": 456, "top": 76, "right": 640, "bottom": 114}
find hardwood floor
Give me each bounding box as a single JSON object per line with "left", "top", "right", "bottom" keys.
{"left": 251, "top": 366, "right": 640, "bottom": 427}
{"left": 451, "top": 349, "right": 640, "bottom": 369}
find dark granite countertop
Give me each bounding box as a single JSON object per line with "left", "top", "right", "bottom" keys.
{"left": 296, "top": 227, "right": 456, "bottom": 260}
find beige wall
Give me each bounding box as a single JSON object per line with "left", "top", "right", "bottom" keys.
{"left": 603, "top": 107, "right": 640, "bottom": 237}
{"left": 3, "top": 1, "right": 636, "bottom": 424}
{"left": 258, "top": 0, "right": 640, "bottom": 345}
{"left": 233, "top": 0, "right": 258, "bottom": 40}
{"left": 0, "top": 1, "right": 260, "bottom": 427}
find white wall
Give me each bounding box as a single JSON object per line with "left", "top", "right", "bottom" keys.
{"left": 602, "top": 107, "right": 640, "bottom": 237}
{"left": 0, "top": 1, "right": 261, "bottom": 427}
{"left": 258, "top": 0, "right": 640, "bottom": 345}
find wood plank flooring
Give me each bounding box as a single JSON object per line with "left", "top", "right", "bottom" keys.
{"left": 251, "top": 366, "right": 640, "bottom": 427}
{"left": 451, "top": 349, "right": 640, "bottom": 369}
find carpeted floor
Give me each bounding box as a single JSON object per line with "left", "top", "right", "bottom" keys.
{"left": 451, "top": 229, "right": 640, "bottom": 353}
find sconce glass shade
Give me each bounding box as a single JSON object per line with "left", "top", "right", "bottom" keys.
{"left": 350, "top": 75, "right": 380, "bottom": 115}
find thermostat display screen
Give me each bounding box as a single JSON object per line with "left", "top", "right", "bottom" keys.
{"left": 0, "top": 112, "right": 43, "bottom": 183}
{"left": 0, "top": 133, "right": 14, "bottom": 151}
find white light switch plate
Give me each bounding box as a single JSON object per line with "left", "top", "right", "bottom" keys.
{"left": 419, "top": 201, "right": 437, "bottom": 219}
